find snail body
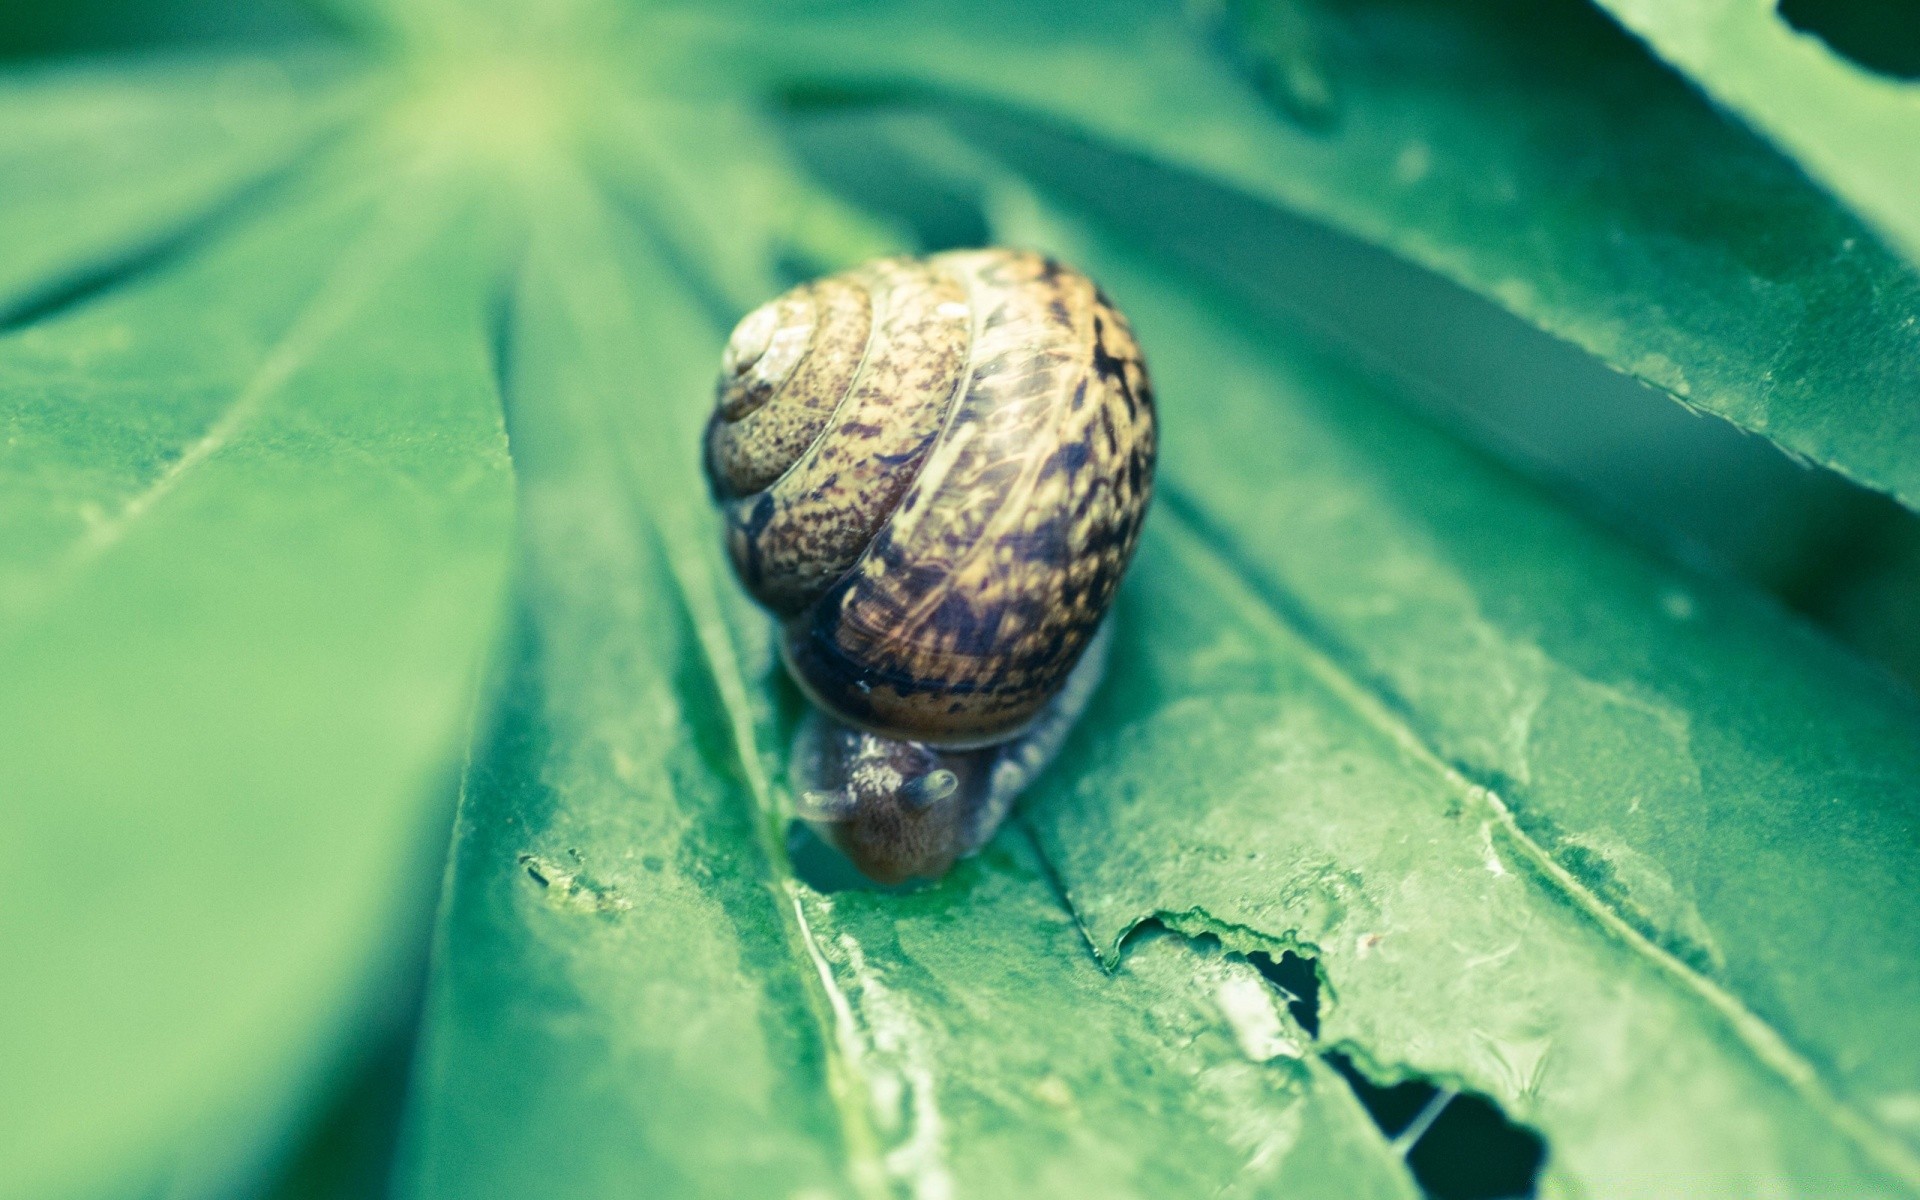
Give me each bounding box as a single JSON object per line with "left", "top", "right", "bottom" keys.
{"left": 704, "top": 249, "right": 1155, "bottom": 883}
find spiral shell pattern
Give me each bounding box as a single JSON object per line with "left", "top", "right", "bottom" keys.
{"left": 706, "top": 249, "right": 1155, "bottom": 747}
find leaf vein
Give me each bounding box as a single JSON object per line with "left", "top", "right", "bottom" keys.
{"left": 1154, "top": 494, "right": 1920, "bottom": 1191}
{"left": 534, "top": 167, "right": 897, "bottom": 1199}
{"left": 18, "top": 161, "right": 450, "bottom": 624}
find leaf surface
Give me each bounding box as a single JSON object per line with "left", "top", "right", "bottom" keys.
{"left": 399, "top": 107, "right": 1920, "bottom": 1195}
{"left": 1594, "top": 0, "right": 1920, "bottom": 268}
{"left": 0, "top": 52, "right": 360, "bottom": 319}
{"left": 4, "top": 6, "right": 1919, "bottom": 1198}
{"left": 770, "top": 0, "right": 1920, "bottom": 510}
{"left": 0, "top": 127, "right": 517, "bottom": 1195}
{"left": 397, "top": 166, "right": 1421, "bottom": 1200}
{"left": 1020, "top": 211, "right": 1920, "bottom": 1195}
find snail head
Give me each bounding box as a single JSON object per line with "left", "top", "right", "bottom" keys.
{"left": 790, "top": 712, "right": 992, "bottom": 886}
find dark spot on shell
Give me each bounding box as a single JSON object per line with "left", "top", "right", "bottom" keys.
{"left": 1041, "top": 440, "right": 1091, "bottom": 481}
{"left": 744, "top": 491, "right": 776, "bottom": 536}
{"left": 791, "top": 614, "right": 881, "bottom": 719}
{"left": 1090, "top": 326, "right": 1129, "bottom": 385}
{"left": 734, "top": 492, "right": 777, "bottom": 592}
{"left": 932, "top": 590, "right": 994, "bottom": 655}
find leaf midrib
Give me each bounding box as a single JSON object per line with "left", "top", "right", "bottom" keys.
{"left": 523, "top": 159, "right": 896, "bottom": 1200}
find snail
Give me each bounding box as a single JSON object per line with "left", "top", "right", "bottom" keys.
{"left": 703, "top": 249, "right": 1156, "bottom": 884}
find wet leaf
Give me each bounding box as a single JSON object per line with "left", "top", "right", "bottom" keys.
{"left": 4, "top": 3, "right": 1918, "bottom": 1198}
{"left": 779, "top": 0, "right": 1920, "bottom": 511}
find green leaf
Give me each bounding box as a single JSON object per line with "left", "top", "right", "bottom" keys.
{"left": 398, "top": 167, "right": 1422, "bottom": 1200}
{"left": 775, "top": 0, "right": 1920, "bottom": 511}
{"left": 1594, "top": 0, "right": 1920, "bottom": 269}
{"left": 1018, "top": 210, "right": 1920, "bottom": 1194}
{"left": 0, "top": 121, "right": 517, "bottom": 1194}
{"left": 398, "top": 94, "right": 1920, "bottom": 1195}
{"left": 7, "top": 5, "right": 1919, "bottom": 1197}
{"left": 583, "top": 91, "right": 902, "bottom": 308}
{"left": 0, "top": 53, "right": 361, "bottom": 316}
{"left": 777, "top": 104, "right": 1920, "bottom": 1187}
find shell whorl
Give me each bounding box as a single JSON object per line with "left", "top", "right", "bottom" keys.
{"left": 705, "top": 249, "right": 1155, "bottom": 747}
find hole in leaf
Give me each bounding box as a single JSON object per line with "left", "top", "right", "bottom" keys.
{"left": 1778, "top": 0, "right": 1920, "bottom": 80}
{"left": 1329, "top": 1052, "right": 1546, "bottom": 1198}
{"left": 1405, "top": 1088, "right": 1551, "bottom": 1200}
{"left": 1254, "top": 948, "right": 1547, "bottom": 1199}
{"left": 1127, "top": 925, "right": 1550, "bottom": 1196}
{"left": 1248, "top": 948, "right": 1322, "bottom": 1037}
{"left": 1327, "top": 1052, "right": 1453, "bottom": 1141}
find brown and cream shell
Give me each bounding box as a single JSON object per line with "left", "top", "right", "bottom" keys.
{"left": 705, "top": 248, "right": 1156, "bottom": 749}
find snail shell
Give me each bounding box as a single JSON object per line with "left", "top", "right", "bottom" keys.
{"left": 705, "top": 249, "right": 1155, "bottom": 882}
